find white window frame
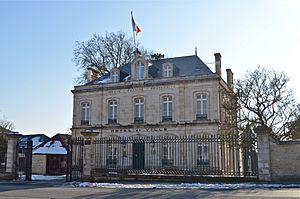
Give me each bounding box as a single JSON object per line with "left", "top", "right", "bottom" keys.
{"left": 163, "top": 65, "right": 172, "bottom": 78}
{"left": 135, "top": 61, "right": 144, "bottom": 80}
{"left": 196, "top": 93, "right": 208, "bottom": 119}
{"left": 108, "top": 100, "right": 117, "bottom": 123}
{"left": 81, "top": 102, "right": 90, "bottom": 124}
{"left": 134, "top": 98, "right": 144, "bottom": 122}
{"left": 162, "top": 96, "right": 173, "bottom": 121}
{"left": 112, "top": 71, "right": 118, "bottom": 82}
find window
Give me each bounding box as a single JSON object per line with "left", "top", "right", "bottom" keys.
{"left": 111, "top": 71, "right": 118, "bottom": 82}
{"left": 107, "top": 143, "right": 117, "bottom": 166}
{"left": 163, "top": 64, "right": 172, "bottom": 78}
{"left": 162, "top": 142, "right": 174, "bottom": 167}
{"left": 197, "top": 143, "right": 209, "bottom": 165}
{"left": 135, "top": 61, "right": 144, "bottom": 80}
{"left": 196, "top": 93, "right": 208, "bottom": 120}
{"left": 162, "top": 96, "right": 173, "bottom": 122}
{"left": 134, "top": 98, "right": 144, "bottom": 123}
{"left": 108, "top": 100, "right": 117, "bottom": 124}
{"left": 81, "top": 102, "right": 90, "bottom": 125}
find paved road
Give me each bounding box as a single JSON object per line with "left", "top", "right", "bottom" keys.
{"left": 0, "top": 180, "right": 299, "bottom": 199}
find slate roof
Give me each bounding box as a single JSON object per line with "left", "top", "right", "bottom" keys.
{"left": 32, "top": 134, "right": 70, "bottom": 155}
{"left": 19, "top": 134, "right": 50, "bottom": 149}
{"left": 89, "top": 55, "right": 214, "bottom": 85}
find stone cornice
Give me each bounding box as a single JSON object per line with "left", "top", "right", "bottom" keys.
{"left": 71, "top": 120, "right": 220, "bottom": 131}
{"left": 72, "top": 74, "right": 222, "bottom": 94}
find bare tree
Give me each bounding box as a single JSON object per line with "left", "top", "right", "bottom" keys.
{"left": 73, "top": 31, "right": 152, "bottom": 84}
{"left": 286, "top": 114, "right": 300, "bottom": 139}
{"left": 236, "top": 66, "right": 300, "bottom": 140}
{"left": 0, "top": 116, "right": 15, "bottom": 131}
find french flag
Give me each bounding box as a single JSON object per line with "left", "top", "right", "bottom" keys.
{"left": 131, "top": 11, "right": 141, "bottom": 35}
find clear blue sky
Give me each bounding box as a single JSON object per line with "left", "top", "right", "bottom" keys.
{"left": 0, "top": 0, "right": 299, "bottom": 137}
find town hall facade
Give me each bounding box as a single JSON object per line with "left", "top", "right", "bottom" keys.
{"left": 70, "top": 51, "right": 238, "bottom": 178}
{"left": 72, "top": 52, "right": 236, "bottom": 138}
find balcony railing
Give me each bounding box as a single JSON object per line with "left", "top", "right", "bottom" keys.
{"left": 162, "top": 116, "right": 172, "bottom": 122}
{"left": 134, "top": 117, "right": 144, "bottom": 123}
{"left": 196, "top": 114, "right": 207, "bottom": 121}
{"left": 81, "top": 120, "right": 90, "bottom": 125}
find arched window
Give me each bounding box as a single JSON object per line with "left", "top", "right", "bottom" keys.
{"left": 162, "top": 96, "right": 173, "bottom": 122}
{"left": 134, "top": 98, "right": 144, "bottom": 123}
{"left": 81, "top": 102, "right": 90, "bottom": 125}
{"left": 196, "top": 93, "right": 208, "bottom": 120}
{"left": 108, "top": 100, "right": 117, "bottom": 124}
{"left": 135, "top": 61, "right": 144, "bottom": 80}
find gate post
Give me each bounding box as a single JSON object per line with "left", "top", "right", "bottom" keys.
{"left": 66, "top": 138, "right": 71, "bottom": 182}
{"left": 5, "top": 133, "right": 21, "bottom": 179}
{"left": 255, "top": 126, "right": 272, "bottom": 181}
{"left": 25, "top": 140, "right": 32, "bottom": 181}
{"left": 81, "top": 132, "right": 98, "bottom": 181}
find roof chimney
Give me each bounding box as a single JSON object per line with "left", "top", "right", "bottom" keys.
{"left": 226, "top": 69, "right": 234, "bottom": 89}
{"left": 87, "top": 67, "right": 100, "bottom": 82}
{"left": 214, "top": 53, "right": 221, "bottom": 76}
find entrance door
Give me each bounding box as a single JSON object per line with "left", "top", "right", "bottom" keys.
{"left": 133, "top": 142, "right": 145, "bottom": 169}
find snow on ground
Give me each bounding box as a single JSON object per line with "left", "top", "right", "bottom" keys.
{"left": 17, "top": 175, "right": 300, "bottom": 190}
{"left": 70, "top": 182, "right": 300, "bottom": 190}
{"left": 19, "top": 175, "right": 66, "bottom": 181}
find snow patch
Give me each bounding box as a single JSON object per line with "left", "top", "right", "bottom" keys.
{"left": 33, "top": 140, "right": 67, "bottom": 155}
{"left": 19, "top": 175, "right": 66, "bottom": 181}
{"left": 70, "top": 182, "right": 300, "bottom": 190}
{"left": 96, "top": 77, "right": 111, "bottom": 84}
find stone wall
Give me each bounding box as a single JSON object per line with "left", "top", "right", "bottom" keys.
{"left": 32, "top": 154, "right": 47, "bottom": 175}
{"left": 270, "top": 140, "right": 300, "bottom": 181}
{"left": 0, "top": 133, "right": 20, "bottom": 180}
{"left": 256, "top": 126, "right": 300, "bottom": 182}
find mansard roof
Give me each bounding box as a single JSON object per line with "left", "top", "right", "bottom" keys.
{"left": 89, "top": 55, "right": 214, "bottom": 85}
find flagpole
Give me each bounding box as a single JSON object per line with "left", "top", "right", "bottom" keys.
{"left": 131, "top": 11, "right": 136, "bottom": 46}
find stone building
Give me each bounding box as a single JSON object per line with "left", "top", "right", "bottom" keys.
{"left": 71, "top": 52, "right": 236, "bottom": 138}
{"left": 32, "top": 134, "right": 69, "bottom": 175}
{"left": 0, "top": 127, "right": 20, "bottom": 180}
{"left": 70, "top": 52, "right": 237, "bottom": 178}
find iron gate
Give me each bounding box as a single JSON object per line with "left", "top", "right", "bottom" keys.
{"left": 0, "top": 135, "right": 7, "bottom": 173}
{"left": 68, "top": 133, "right": 257, "bottom": 181}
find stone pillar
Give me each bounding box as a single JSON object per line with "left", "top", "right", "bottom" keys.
{"left": 255, "top": 126, "right": 272, "bottom": 181}
{"left": 81, "top": 131, "right": 98, "bottom": 181}
{"left": 6, "top": 133, "right": 21, "bottom": 179}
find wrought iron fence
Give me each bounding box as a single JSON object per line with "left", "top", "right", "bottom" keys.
{"left": 69, "top": 133, "right": 258, "bottom": 180}
{"left": 69, "top": 137, "right": 84, "bottom": 181}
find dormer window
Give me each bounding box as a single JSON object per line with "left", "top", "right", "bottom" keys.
{"left": 110, "top": 68, "right": 120, "bottom": 83}
{"left": 112, "top": 71, "right": 118, "bottom": 82}
{"left": 135, "top": 61, "right": 144, "bottom": 80}
{"left": 162, "top": 63, "right": 173, "bottom": 78}
{"left": 131, "top": 56, "right": 148, "bottom": 80}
